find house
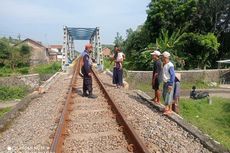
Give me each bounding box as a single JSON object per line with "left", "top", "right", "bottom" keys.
{"left": 48, "top": 45, "right": 63, "bottom": 62}
{"left": 17, "top": 38, "right": 49, "bottom": 66}
{"left": 102, "top": 47, "right": 111, "bottom": 58}
{"left": 47, "top": 48, "right": 58, "bottom": 62}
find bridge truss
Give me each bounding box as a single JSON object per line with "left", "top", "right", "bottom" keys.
{"left": 62, "top": 26, "right": 103, "bottom": 70}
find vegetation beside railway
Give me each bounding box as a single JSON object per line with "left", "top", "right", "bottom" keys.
{"left": 127, "top": 78, "right": 230, "bottom": 150}
{"left": 180, "top": 97, "right": 230, "bottom": 150}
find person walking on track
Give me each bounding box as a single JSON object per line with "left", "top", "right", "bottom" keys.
{"left": 151, "top": 50, "right": 163, "bottom": 104}
{"left": 81, "top": 43, "right": 97, "bottom": 99}
{"left": 162, "top": 51, "right": 175, "bottom": 115}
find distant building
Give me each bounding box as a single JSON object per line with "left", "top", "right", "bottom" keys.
{"left": 48, "top": 45, "right": 63, "bottom": 62}
{"left": 47, "top": 48, "right": 58, "bottom": 62}
{"left": 17, "top": 38, "right": 49, "bottom": 66}
{"left": 102, "top": 47, "right": 111, "bottom": 58}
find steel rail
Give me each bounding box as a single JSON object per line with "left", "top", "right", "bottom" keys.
{"left": 50, "top": 59, "right": 80, "bottom": 153}
{"left": 92, "top": 68, "right": 151, "bottom": 153}
{"left": 50, "top": 58, "right": 151, "bottom": 153}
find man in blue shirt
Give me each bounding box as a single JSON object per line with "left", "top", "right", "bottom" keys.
{"left": 162, "top": 51, "right": 175, "bottom": 115}
{"left": 81, "top": 43, "right": 97, "bottom": 99}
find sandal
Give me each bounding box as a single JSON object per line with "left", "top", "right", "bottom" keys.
{"left": 163, "top": 110, "right": 172, "bottom": 115}
{"left": 151, "top": 97, "right": 156, "bottom": 101}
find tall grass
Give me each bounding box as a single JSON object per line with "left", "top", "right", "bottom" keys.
{"left": 0, "top": 107, "right": 11, "bottom": 117}
{"left": 0, "top": 62, "right": 61, "bottom": 77}
{"left": 0, "top": 85, "right": 28, "bottom": 101}
{"left": 31, "top": 62, "right": 61, "bottom": 75}
{"left": 180, "top": 97, "right": 230, "bottom": 150}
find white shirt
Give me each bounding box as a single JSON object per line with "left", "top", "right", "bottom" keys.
{"left": 163, "top": 62, "right": 174, "bottom": 83}
{"left": 116, "top": 52, "right": 124, "bottom": 62}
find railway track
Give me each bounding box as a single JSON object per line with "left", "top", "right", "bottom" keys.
{"left": 49, "top": 59, "right": 224, "bottom": 153}
{"left": 50, "top": 59, "right": 150, "bottom": 153}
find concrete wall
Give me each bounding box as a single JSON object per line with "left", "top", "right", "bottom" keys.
{"left": 127, "top": 69, "right": 230, "bottom": 83}
{"left": 0, "top": 74, "right": 40, "bottom": 89}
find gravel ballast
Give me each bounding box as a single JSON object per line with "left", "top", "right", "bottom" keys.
{"left": 63, "top": 76, "right": 130, "bottom": 153}
{"left": 0, "top": 73, "right": 70, "bottom": 153}
{"left": 98, "top": 72, "right": 211, "bottom": 153}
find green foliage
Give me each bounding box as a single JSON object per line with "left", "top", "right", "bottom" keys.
{"left": 0, "top": 86, "right": 28, "bottom": 101}
{"left": 0, "top": 38, "right": 31, "bottom": 70}
{"left": 146, "top": 0, "right": 197, "bottom": 40}
{"left": 0, "top": 107, "right": 11, "bottom": 117}
{"left": 178, "top": 33, "right": 220, "bottom": 69}
{"left": 19, "top": 45, "right": 30, "bottom": 55}
{"left": 156, "top": 29, "right": 187, "bottom": 69}
{"left": 0, "top": 67, "right": 14, "bottom": 77}
{"left": 180, "top": 80, "right": 216, "bottom": 89}
{"left": 180, "top": 97, "right": 230, "bottom": 150}
{"left": 0, "top": 39, "right": 10, "bottom": 66}
{"left": 17, "top": 67, "right": 29, "bottom": 74}
{"left": 0, "top": 67, "right": 30, "bottom": 77}
{"left": 31, "top": 62, "right": 61, "bottom": 75}
{"left": 118, "top": 0, "right": 229, "bottom": 71}
{"left": 113, "top": 32, "right": 124, "bottom": 47}
{"left": 123, "top": 26, "right": 151, "bottom": 61}
{"left": 103, "top": 58, "right": 113, "bottom": 71}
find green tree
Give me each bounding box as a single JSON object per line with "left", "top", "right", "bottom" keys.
{"left": 116, "top": 0, "right": 229, "bottom": 70}
{"left": 123, "top": 25, "right": 151, "bottom": 61}
{"left": 145, "top": 0, "right": 197, "bottom": 41}
{"left": 156, "top": 29, "right": 186, "bottom": 69}
{"left": 0, "top": 39, "right": 10, "bottom": 66}
{"left": 179, "top": 33, "right": 220, "bottom": 69}
{"left": 113, "top": 32, "right": 124, "bottom": 47}
{"left": 0, "top": 37, "right": 31, "bottom": 69}
{"left": 4, "top": 47, "right": 22, "bottom": 70}
{"left": 18, "top": 45, "right": 31, "bottom": 67}
{"left": 193, "top": 0, "right": 230, "bottom": 34}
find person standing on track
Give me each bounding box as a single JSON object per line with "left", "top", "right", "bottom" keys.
{"left": 162, "top": 51, "right": 175, "bottom": 115}
{"left": 151, "top": 50, "right": 163, "bottom": 104}
{"left": 112, "top": 45, "right": 124, "bottom": 88}
{"left": 81, "top": 43, "right": 97, "bottom": 99}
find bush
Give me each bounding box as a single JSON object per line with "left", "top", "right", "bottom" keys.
{"left": 103, "top": 58, "right": 113, "bottom": 71}
{"left": 17, "top": 67, "right": 29, "bottom": 74}
{"left": 32, "top": 62, "right": 61, "bottom": 75}
{"left": 0, "top": 85, "right": 28, "bottom": 101}
{"left": 0, "top": 67, "right": 13, "bottom": 77}
{"left": 178, "top": 33, "right": 220, "bottom": 69}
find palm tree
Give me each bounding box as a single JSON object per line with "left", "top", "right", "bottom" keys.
{"left": 156, "top": 29, "right": 186, "bottom": 69}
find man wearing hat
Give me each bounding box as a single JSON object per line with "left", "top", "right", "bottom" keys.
{"left": 151, "top": 50, "right": 163, "bottom": 104}
{"left": 162, "top": 51, "right": 175, "bottom": 115}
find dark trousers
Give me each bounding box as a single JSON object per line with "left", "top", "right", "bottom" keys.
{"left": 113, "top": 67, "right": 123, "bottom": 85}
{"left": 83, "top": 75, "right": 92, "bottom": 94}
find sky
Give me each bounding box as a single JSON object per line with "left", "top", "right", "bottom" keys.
{"left": 0, "top": 0, "right": 150, "bottom": 51}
